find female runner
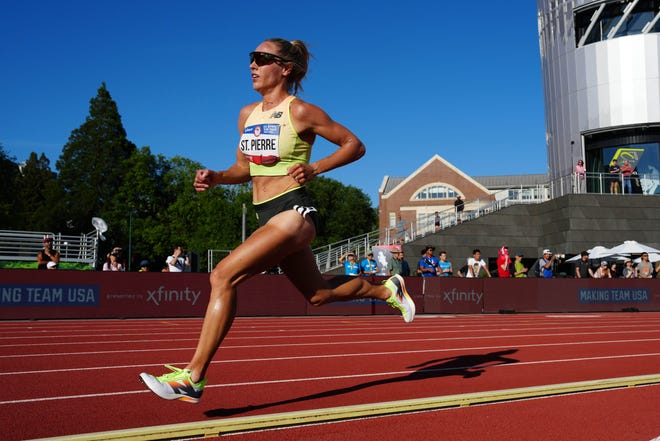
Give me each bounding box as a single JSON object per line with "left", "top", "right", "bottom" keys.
{"left": 140, "top": 38, "right": 415, "bottom": 403}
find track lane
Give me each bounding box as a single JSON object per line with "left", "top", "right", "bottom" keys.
{"left": 1, "top": 313, "right": 658, "bottom": 440}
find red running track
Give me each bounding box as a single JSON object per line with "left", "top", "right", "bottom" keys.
{"left": 1, "top": 313, "right": 659, "bottom": 440}
{"left": 231, "top": 384, "right": 660, "bottom": 441}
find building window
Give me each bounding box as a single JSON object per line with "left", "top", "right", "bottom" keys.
{"left": 585, "top": 126, "right": 660, "bottom": 194}
{"left": 389, "top": 212, "right": 396, "bottom": 228}
{"left": 413, "top": 184, "right": 459, "bottom": 200}
{"left": 575, "top": 0, "right": 660, "bottom": 47}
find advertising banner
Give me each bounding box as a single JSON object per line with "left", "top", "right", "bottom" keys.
{"left": 423, "top": 278, "right": 484, "bottom": 314}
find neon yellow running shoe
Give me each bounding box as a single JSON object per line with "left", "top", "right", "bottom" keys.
{"left": 139, "top": 364, "right": 206, "bottom": 403}
{"left": 384, "top": 274, "right": 416, "bottom": 323}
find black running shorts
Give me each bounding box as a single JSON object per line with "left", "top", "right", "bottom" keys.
{"left": 254, "top": 187, "right": 319, "bottom": 231}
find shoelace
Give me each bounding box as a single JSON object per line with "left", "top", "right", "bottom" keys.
{"left": 156, "top": 364, "right": 189, "bottom": 382}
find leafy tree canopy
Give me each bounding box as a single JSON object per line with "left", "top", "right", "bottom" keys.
{"left": 56, "top": 82, "right": 137, "bottom": 232}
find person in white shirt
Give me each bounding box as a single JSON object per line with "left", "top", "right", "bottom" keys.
{"left": 166, "top": 245, "right": 190, "bottom": 272}
{"left": 466, "top": 249, "right": 491, "bottom": 278}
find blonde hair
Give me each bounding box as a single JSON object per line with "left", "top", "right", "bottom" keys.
{"left": 266, "top": 38, "right": 311, "bottom": 95}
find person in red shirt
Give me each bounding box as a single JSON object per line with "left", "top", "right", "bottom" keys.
{"left": 497, "top": 246, "right": 511, "bottom": 278}
{"left": 620, "top": 160, "right": 634, "bottom": 194}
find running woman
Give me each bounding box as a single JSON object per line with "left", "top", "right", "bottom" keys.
{"left": 139, "top": 38, "right": 415, "bottom": 403}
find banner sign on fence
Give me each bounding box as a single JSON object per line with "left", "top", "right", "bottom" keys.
{"left": 578, "top": 288, "right": 650, "bottom": 304}
{"left": 1, "top": 284, "right": 99, "bottom": 307}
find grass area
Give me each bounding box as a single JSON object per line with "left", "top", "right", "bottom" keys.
{"left": 0, "top": 261, "right": 95, "bottom": 270}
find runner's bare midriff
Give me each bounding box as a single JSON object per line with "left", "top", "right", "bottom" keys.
{"left": 252, "top": 175, "right": 300, "bottom": 203}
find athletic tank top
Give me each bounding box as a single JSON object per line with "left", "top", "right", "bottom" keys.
{"left": 239, "top": 95, "right": 311, "bottom": 176}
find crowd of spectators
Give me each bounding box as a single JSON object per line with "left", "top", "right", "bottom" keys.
{"left": 411, "top": 246, "right": 660, "bottom": 279}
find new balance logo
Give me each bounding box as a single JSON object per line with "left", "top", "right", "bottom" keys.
{"left": 293, "top": 205, "right": 318, "bottom": 218}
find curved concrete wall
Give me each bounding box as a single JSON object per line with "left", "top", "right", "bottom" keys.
{"left": 537, "top": 0, "right": 660, "bottom": 177}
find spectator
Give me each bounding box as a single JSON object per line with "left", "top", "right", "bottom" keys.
{"left": 539, "top": 249, "right": 555, "bottom": 278}
{"left": 437, "top": 250, "right": 453, "bottom": 277}
{"left": 37, "top": 237, "right": 60, "bottom": 270}
{"left": 574, "top": 159, "right": 586, "bottom": 193}
{"left": 418, "top": 246, "right": 440, "bottom": 277}
{"left": 593, "top": 261, "right": 612, "bottom": 278}
{"left": 339, "top": 252, "right": 361, "bottom": 276}
{"left": 360, "top": 252, "right": 378, "bottom": 276}
{"left": 575, "top": 251, "right": 594, "bottom": 278}
{"left": 399, "top": 251, "right": 411, "bottom": 277}
{"left": 609, "top": 159, "right": 621, "bottom": 194}
{"left": 139, "top": 260, "right": 150, "bottom": 272}
{"left": 103, "top": 250, "right": 125, "bottom": 271}
{"left": 620, "top": 160, "right": 633, "bottom": 194}
{"left": 434, "top": 211, "right": 441, "bottom": 232}
{"left": 454, "top": 195, "right": 465, "bottom": 223}
{"left": 467, "top": 249, "right": 491, "bottom": 278}
{"left": 387, "top": 250, "right": 405, "bottom": 276}
{"left": 513, "top": 252, "right": 527, "bottom": 278}
{"left": 110, "top": 246, "right": 126, "bottom": 267}
{"left": 496, "top": 246, "right": 511, "bottom": 278}
{"left": 166, "top": 245, "right": 190, "bottom": 272}
{"left": 610, "top": 262, "right": 619, "bottom": 278}
{"left": 636, "top": 253, "right": 653, "bottom": 278}
{"left": 656, "top": 261, "right": 660, "bottom": 278}
{"left": 622, "top": 260, "right": 635, "bottom": 279}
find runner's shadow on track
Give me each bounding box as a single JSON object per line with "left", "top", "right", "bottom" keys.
{"left": 205, "top": 349, "right": 519, "bottom": 418}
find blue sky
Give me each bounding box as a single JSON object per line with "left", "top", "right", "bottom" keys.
{"left": 1, "top": 1, "right": 547, "bottom": 205}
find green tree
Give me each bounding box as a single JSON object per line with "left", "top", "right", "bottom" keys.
{"left": 12, "top": 152, "right": 59, "bottom": 231}
{"left": 105, "top": 146, "right": 174, "bottom": 267}
{"left": 0, "top": 144, "right": 20, "bottom": 228}
{"left": 56, "top": 82, "right": 136, "bottom": 235}
{"left": 156, "top": 157, "right": 255, "bottom": 267}
{"left": 307, "top": 176, "right": 377, "bottom": 245}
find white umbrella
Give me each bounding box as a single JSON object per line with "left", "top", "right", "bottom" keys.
{"left": 566, "top": 246, "right": 618, "bottom": 262}
{"left": 608, "top": 240, "right": 660, "bottom": 255}
{"left": 633, "top": 253, "right": 660, "bottom": 263}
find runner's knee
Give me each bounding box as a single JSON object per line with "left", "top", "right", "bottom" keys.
{"left": 209, "top": 265, "right": 237, "bottom": 291}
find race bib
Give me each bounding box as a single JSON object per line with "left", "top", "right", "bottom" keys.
{"left": 240, "top": 124, "right": 281, "bottom": 165}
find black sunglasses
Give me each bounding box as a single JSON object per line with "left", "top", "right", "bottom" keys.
{"left": 249, "top": 51, "right": 291, "bottom": 66}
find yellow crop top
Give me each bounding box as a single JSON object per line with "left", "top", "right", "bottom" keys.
{"left": 239, "top": 95, "right": 312, "bottom": 176}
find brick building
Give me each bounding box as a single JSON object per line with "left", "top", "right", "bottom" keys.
{"left": 378, "top": 155, "right": 494, "bottom": 242}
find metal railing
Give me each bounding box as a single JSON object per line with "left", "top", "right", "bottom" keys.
{"left": 0, "top": 230, "right": 99, "bottom": 266}
{"left": 550, "top": 171, "right": 660, "bottom": 198}
{"left": 312, "top": 232, "right": 381, "bottom": 273}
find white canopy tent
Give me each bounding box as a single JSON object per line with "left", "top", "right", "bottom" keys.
{"left": 607, "top": 240, "right": 660, "bottom": 255}
{"left": 565, "top": 246, "right": 624, "bottom": 262}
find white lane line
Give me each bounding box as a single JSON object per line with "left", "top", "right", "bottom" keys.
{"left": 1, "top": 352, "right": 658, "bottom": 405}
{"left": 2, "top": 321, "right": 660, "bottom": 344}
{"left": 3, "top": 338, "right": 659, "bottom": 375}
{"left": 2, "top": 331, "right": 659, "bottom": 359}
{"left": 0, "top": 339, "right": 660, "bottom": 376}
{"left": 2, "top": 323, "right": 660, "bottom": 347}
